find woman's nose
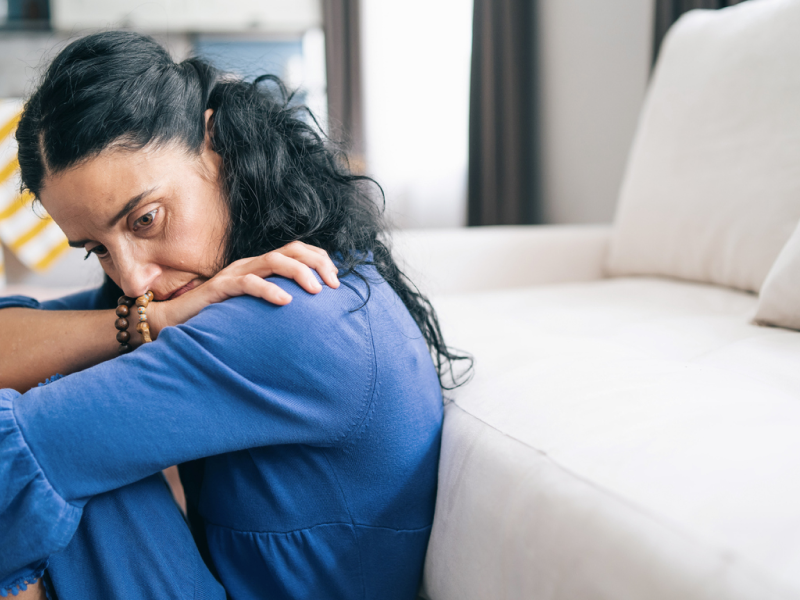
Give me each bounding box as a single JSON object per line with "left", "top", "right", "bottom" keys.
{"left": 118, "top": 260, "right": 162, "bottom": 299}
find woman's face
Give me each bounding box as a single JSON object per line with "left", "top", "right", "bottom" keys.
{"left": 38, "top": 136, "right": 227, "bottom": 301}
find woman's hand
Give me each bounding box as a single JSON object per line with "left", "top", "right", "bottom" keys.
{"left": 148, "top": 242, "right": 339, "bottom": 339}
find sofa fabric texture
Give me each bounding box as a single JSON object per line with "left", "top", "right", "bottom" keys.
{"left": 606, "top": 0, "right": 800, "bottom": 293}
{"left": 422, "top": 278, "right": 800, "bottom": 600}
{"left": 754, "top": 219, "right": 800, "bottom": 330}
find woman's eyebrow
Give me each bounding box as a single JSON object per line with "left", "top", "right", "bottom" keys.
{"left": 106, "top": 186, "right": 159, "bottom": 228}
{"left": 66, "top": 187, "right": 160, "bottom": 248}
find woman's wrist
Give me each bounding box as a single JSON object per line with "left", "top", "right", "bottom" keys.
{"left": 146, "top": 301, "right": 168, "bottom": 341}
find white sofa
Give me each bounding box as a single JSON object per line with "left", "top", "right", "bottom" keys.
{"left": 397, "top": 224, "right": 800, "bottom": 600}
{"left": 394, "top": 1, "right": 800, "bottom": 598}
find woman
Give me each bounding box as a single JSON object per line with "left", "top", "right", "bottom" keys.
{"left": 0, "top": 31, "right": 468, "bottom": 599}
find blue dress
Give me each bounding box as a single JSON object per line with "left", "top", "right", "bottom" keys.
{"left": 0, "top": 266, "right": 443, "bottom": 599}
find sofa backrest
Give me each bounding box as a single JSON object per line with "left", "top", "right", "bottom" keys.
{"left": 606, "top": 0, "right": 800, "bottom": 293}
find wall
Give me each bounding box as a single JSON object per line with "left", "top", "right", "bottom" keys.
{"left": 0, "top": 31, "right": 192, "bottom": 98}
{"left": 50, "top": 0, "right": 320, "bottom": 32}
{"left": 537, "top": 0, "right": 654, "bottom": 224}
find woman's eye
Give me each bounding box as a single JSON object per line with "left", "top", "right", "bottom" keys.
{"left": 133, "top": 209, "right": 158, "bottom": 231}
{"left": 84, "top": 245, "right": 109, "bottom": 260}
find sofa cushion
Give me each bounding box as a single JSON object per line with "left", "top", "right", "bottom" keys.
{"left": 423, "top": 278, "right": 800, "bottom": 600}
{"left": 606, "top": 0, "right": 800, "bottom": 293}
{"left": 754, "top": 219, "right": 800, "bottom": 330}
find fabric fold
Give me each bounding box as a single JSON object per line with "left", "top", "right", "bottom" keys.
{"left": 0, "top": 391, "right": 83, "bottom": 585}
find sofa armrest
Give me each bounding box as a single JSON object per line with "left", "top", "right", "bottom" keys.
{"left": 391, "top": 224, "right": 612, "bottom": 295}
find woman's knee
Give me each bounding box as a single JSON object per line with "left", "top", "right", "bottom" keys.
{"left": 47, "top": 474, "right": 224, "bottom": 600}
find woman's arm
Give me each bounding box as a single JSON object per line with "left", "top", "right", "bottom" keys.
{"left": 0, "top": 307, "right": 121, "bottom": 394}
{"left": 0, "top": 242, "right": 339, "bottom": 393}
{"left": 0, "top": 272, "right": 374, "bottom": 582}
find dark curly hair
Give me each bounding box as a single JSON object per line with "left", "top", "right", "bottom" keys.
{"left": 16, "top": 30, "right": 471, "bottom": 390}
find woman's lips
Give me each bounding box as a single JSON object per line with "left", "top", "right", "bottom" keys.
{"left": 165, "top": 279, "right": 202, "bottom": 301}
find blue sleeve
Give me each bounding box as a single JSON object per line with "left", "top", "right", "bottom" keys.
{"left": 0, "top": 285, "right": 109, "bottom": 312}
{"left": 0, "top": 284, "right": 112, "bottom": 593}
{"left": 0, "top": 276, "right": 376, "bottom": 585}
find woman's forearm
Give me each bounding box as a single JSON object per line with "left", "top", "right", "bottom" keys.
{"left": 0, "top": 307, "right": 123, "bottom": 392}
{"left": 0, "top": 246, "right": 339, "bottom": 394}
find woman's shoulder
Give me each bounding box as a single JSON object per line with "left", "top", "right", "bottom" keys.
{"left": 194, "top": 269, "right": 374, "bottom": 338}
{"left": 166, "top": 269, "right": 380, "bottom": 393}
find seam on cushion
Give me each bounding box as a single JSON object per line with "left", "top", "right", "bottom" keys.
{"left": 203, "top": 519, "right": 432, "bottom": 536}
{"left": 10, "top": 399, "right": 80, "bottom": 511}
{"left": 447, "top": 401, "right": 788, "bottom": 587}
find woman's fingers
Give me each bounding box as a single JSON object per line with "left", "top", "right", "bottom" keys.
{"left": 224, "top": 243, "right": 340, "bottom": 291}
{"left": 239, "top": 273, "right": 293, "bottom": 305}
{"left": 227, "top": 252, "right": 331, "bottom": 294}
{"left": 273, "top": 241, "right": 340, "bottom": 289}
{"left": 280, "top": 240, "right": 329, "bottom": 258}
{"left": 223, "top": 254, "right": 315, "bottom": 291}
{"left": 259, "top": 252, "right": 323, "bottom": 294}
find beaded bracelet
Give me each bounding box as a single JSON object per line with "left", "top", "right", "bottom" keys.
{"left": 136, "top": 291, "right": 154, "bottom": 344}
{"left": 115, "top": 291, "right": 154, "bottom": 354}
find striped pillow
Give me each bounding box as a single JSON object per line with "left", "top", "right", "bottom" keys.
{"left": 0, "top": 99, "right": 70, "bottom": 288}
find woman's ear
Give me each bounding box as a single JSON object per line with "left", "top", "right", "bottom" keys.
{"left": 203, "top": 108, "right": 215, "bottom": 148}
{"left": 200, "top": 108, "right": 222, "bottom": 178}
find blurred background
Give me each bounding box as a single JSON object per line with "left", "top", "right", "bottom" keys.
{"left": 0, "top": 0, "right": 674, "bottom": 288}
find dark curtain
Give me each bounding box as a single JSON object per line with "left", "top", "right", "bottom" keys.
{"left": 6, "top": 0, "right": 50, "bottom": 28}
{"left": 654, "top": 0, "right": 748, "bottom": 65}
{"left": 322, "top": 0, "right": 365, "bottom": 171}
{"left": 467, "top": 0, "right": 538, "bottom": 226}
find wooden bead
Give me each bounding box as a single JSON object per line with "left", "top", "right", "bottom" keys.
{"left": 115, "top": 317, "right": 129, "bottom": 331}
{"left": 118, "top": 296, "right": 135, "bottom": 307}
{"left": 146, "top": 291, "right": 154, "bottom": 301}
{"left": 136, "top": 295, "right": 150, "bottom": 308}
{"left": 118, "top": 343, "right": 132, "bottom": 354}
{"left": 136, "top": 321, "right": 152, "bottom": 343}
{"left": 116, "top": 305, "right": 130, "bottom": 318}
{"left": 116, "top": 330, "right": 131, "bottom": 344}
